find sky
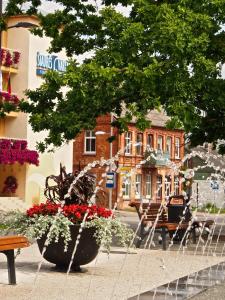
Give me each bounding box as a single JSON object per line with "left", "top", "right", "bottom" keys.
{"left": 3, "top": 0, "right": 131, "bottom": 16}
{"left": 3, "top": 0, "right": 62, "bottom": 14}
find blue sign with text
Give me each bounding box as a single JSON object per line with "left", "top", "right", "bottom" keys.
{"left": 106, "top": 172, "right": 115, "bottom": 188}
{"left": 36, "top": 52, "right": 68, "bottom": 76}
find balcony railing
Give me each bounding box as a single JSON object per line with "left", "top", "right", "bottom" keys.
{"left": 143, "top": 149, "right": 170, "bottom": 167}
{"left": 0, "top": 138, "right": 39, "bottom": 166}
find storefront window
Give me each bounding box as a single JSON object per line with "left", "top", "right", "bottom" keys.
{"left": 165, "top": 176, "right": 171, "bottom": 198}
{"left": 135, "top": 174, "right": 142, "bottom": 199}
{"left": 123, "top": 177, "right": 131, "bottom": 198}
{"left": 145, "top": 174, "right": 152, "bottom": 199}
{"left": 156, "top": 176, "right": 162, "bottom": 199}
{"left": 174, "top": 176, "right": 180, "bottom": 195}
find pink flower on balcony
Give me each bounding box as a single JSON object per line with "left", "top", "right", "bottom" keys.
{"left": 0, "top": 48, "right": 6, "bottom": 64}
{"left": 0, "top": 91, "right": 19, "bottom": 105}
{"left": 4, "top": 51, "right": 13, "bottom": 67}
{"left": 13, "top": 51, "right": 20, "bottom": 65}
{"left": 0, "top": 139, "right": 39, "bottom": 166}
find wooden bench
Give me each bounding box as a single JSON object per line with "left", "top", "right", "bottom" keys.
{"left": 129, "top": 201, "right": 214, "bottom": 250}
{"left": 0, "top": 236, "right": 29, "bottom": 284}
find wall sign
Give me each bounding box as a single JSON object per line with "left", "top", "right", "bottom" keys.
{"left": 36, "top": 52, "right": 68, "bottom": 76}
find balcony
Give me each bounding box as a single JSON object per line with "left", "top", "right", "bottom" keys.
{"left": 0, "top": 48, "right": 21, "bottom": 74}
{"left": 0, "top": 138, "right": 39, "bottom": 166}
{"left": 143, "top": 149, "right": 170, "bottom": 167}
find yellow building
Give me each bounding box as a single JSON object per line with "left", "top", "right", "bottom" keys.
{"left": 0, "top": 15, "right": 73, "bottom": 210}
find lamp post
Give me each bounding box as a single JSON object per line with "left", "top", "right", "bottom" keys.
{"left": 96, "top": 113, "right": 114, "bottom": 210}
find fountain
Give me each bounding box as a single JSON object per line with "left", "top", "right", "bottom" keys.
{"left": 1, "top": 144, "right": 225, "bottom": 300}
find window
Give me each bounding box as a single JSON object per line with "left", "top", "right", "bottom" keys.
{"left": 156, "top": 176, "right": 162, "bottom": 199}
{"left": 145, "top": 174, "right": 152, "bottom": 199}
{"left": 157, "top": 136, "right": 163, "bottom": 152}
{"left": 125, "top": 132, "right": 132, "bottom": 155}
{"left": 123, "top": 177, "right": 131, "bottom": 198}
{"left": 136, "top": 133, "right": 143, "bottom": 155}
{"left": 165, "top": 176, "right": 171, "bottom": 198}
{"left": 84, "top": 130, "right": 96, "bottom": 153}
{"left": 135, "top": 174, "right": 142, "bottom": 199}
{"left": 174, "top": 176, "right": 180, "bottom": 195}
{"left": 146, "top": 134, "right": 154, "bottom": 150}
{"left": 175, "top": 137, "right": 180, "bottom": 159}
{"left": 166, "top": 137, "right": 172, "bottom": 156}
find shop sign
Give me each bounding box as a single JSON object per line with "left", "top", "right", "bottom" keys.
{"left": 36, "top": 52, "right": 68, "bottom": 76}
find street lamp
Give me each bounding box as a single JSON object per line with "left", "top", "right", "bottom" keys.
{"left": 95, "top": 113, "right": 114, "bottom": 209}
{"left": 7, "top": 22, "right": 38, "bottom": 29}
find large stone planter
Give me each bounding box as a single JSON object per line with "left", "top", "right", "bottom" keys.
{"left": 37, "top": 225, "right": 99, "bottom": 271}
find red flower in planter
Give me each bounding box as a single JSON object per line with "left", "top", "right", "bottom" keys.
{"left": 26, "top": 202, "right": 113, "bottom": 222}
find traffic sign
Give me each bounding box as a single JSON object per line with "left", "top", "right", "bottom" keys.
{"left": 106, "top": 172, "right": 116, "bottom": 188}
{"left": 211, "top": 181, "right": 219, "bottom": 190}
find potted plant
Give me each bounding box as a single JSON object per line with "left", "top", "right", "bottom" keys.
{"left": 0, "top": 165, "right": 133, "bottom": 271}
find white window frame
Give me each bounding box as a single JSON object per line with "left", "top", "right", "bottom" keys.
{"left": 146, "top": 134, "right": 153, "bottom": 150}
{"left": 174, "top": 176, "right": 180, "bottom": 195}
{"left": 145, "top": 174, "right": 152, "bottom": 199}
{"left": 136, "top": 133, "right": 143, "bottom": 155}
{"left": 165, "top": 176, "right": 171, "bottom": 198}
{"left": 156, "top": 176, "right": 162, "bottom": 199}
{"left": 135, "top": 174, "right": 142, "bottom": 199}
{"left": 175, "top": 137, "right": 180, "bottom": 159}
{"left": 84, "top": 130, "right": 96, "bottom": 154}
{"left": 166, "top": 136, "right": 172, "bottom": 156}
{"left": 157, "top": 136, "right": 163, "bottom": 152}
{"left": 125, "top": 132, "right": 132, "bottom": 155}
{"left": 123, "top": 177, "right": 131, "bottom": 199}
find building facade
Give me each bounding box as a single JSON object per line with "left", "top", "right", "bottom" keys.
{"left": 0, "top": 15, "right": 73, "bottom": 210}
{"left": 73, "top": 111, "right": 185, "bottom": 208}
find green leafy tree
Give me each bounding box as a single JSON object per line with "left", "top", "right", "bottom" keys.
{"left": 3, "top": 0, "right": 225, "bottom": 152}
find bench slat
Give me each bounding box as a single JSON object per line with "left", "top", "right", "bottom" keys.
{"left": 0, "top": 242, "right": 29, "bottom": 251}
{"left": 0, "top": 236, "right": 28, "bottom": 246}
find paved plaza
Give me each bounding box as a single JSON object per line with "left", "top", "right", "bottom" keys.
{"left": 0, "top": 242, "right": 225, "bottom": 300}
